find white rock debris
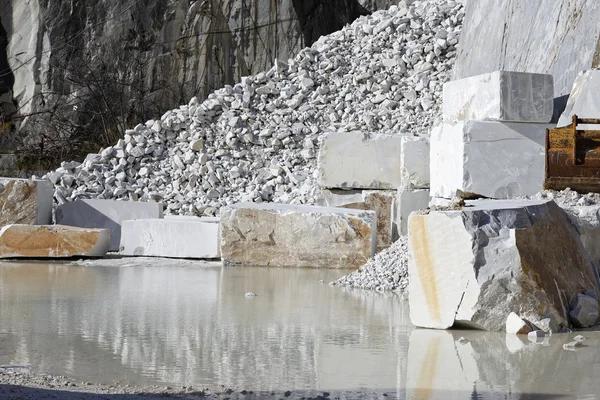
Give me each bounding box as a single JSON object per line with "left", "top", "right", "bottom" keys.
{"left": 44, "top": 1, "right": 464, "bottom": 216}
{"left": 530, "top": 189, "right": 600, "bottom": 222}
{"left": 330, "top": 236, "right": 409, "bottom": 293}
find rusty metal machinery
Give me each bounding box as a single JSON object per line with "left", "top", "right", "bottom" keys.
{"left": 545, "top": 115, "right": 600, "bottom": 193}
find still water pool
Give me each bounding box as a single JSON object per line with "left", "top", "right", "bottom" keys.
{"left": 1, "top": 261, "right": 600, "bottom": 398}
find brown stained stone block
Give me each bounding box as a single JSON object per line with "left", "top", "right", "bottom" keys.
{"left": 0, "top": 179, "right": 53, "bottom": 225}
{"left": 220, "top": 203, "right": 376, "bottom": 268}
{"left": 408, "top": 199, "right": 599, "bottom": 332}
{"left": 0, "top": 224, "right": 110, "bottom": 258}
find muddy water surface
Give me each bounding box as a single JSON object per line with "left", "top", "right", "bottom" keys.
{"left": 1, "top": 261, "right": 600, "bottom": 398}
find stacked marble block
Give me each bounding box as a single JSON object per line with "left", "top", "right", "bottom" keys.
{"left": 316, "top": 130, "right": 432, "bottom": 242}
{"left": 431, "top": 71, "right": 555, "bottom": 202}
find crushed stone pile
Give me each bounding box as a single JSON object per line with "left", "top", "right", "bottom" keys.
{"left": 531, "top": 189, "right": 600, "bottom": 224}
{"left": 330, "top": 236, "right": 409, "bottom": 293}
{"left": 44, "top": 0, "right": 464, "bottom": 216}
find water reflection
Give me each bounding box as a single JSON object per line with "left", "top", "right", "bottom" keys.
{"left": 2, "top": 262, "right": 600, "bottom": 398}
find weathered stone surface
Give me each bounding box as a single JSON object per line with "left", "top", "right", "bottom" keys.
{"left": 120, "top": 217, "right": 219, "bottom": 259}
{"left": 0, "top": 224, "right": 109, "bottom": 258}
{"left": 220, "top": 202, "right": 376, "bottom": 268}
{"left": 317, "top": 131, "right": 404, "bottom": 190}
{"left": 0, "top": 178, "right": 53, "bottom": 226}
{"left": 314, "top": 189, "right": 364, "bottom": 208}
{"left": 569, "top": 293, "right": 599, "bottom": 328}
{"left": 408, "top": 199, "right": 599, "bottom": 331}
{"left": 454, "top": 0, "right": 600, "bottom": 117}
{"left": 430, "top": 121, "right": 552, "bottom": 199}
{"left": 339, "top": 190, "right": 395, "bottom": 251}
{"left": 558, "top": 70, "right": 600, "bottom": 129}
{"left": 55, "top": 199, "right": 163, "bottom": 251}
{"left": 443, "top": 71, "right": 554, "bottom": 123}
{"left": 400, "top": 136, "right": 430, "bottom": 189}
{"left": 397, "top": 188, "right": 430, "bottom": 236}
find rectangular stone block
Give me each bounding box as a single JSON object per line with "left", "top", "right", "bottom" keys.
{"left": 56, "top": 199, "right": 163, "bottom": 251}
{"left": 401, "top": 136, "right": 430, "bottom": 189}
{"left": 408, "top": 199, "right": 599, "bottom": 332}
{"left": 220, "top": 203, "right": 376, "bottom": 268}
{"left": 338, "top": 190, "right": 396, "bottom": 251}
{"left": 430, "top": 121, "right": 553, "bottom": 199}
{"left": 0, "top": 224, "right": 109, "bottom": 258}
{"left": 0, "top": 178, "right": 53, "bottom": 225}
{"left": 558, "top": 70, "right": 600, "bottom": 129}
{"left": 314, "top": 189, "right": 364, "bottom": 208}
{"left": 443, "top": 71, "right": 554, "bottom": 123}
{"left": 120, "top": 217, "right": 219, "bottom": 259}
{"left": 317, "top": 131, "right": 403, "bottom": 190}
{"left": 397, "top": 188, "right": 430, "bottom": 236}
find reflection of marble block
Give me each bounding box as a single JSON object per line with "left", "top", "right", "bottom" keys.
{"left": 120, "top": 217, "right": 220, "bottom": 259}
{"left": 0, "top": 178, "right": 53, "bottom": 225}
{"left": 56, "top": 199, "right": 163, "bottom": 251}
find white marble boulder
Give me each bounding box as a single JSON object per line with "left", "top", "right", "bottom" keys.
{"left": 430, "top": 121, "right": 553, "bottom": 199}
{"left": 317, "top": 131, "right": 404, "bottom": 190}
{"left": 408, "top": 199, "right": 599, "bottom": 332}
{"left": 0, "top": 224, "right": 110, "bottom": 258}
{"left": 120, "top": 217, "right": 220, "bottom": 259}
{"left": 0, "top": 178, "right": 53, "bottom": 226}
{"left": 397, "top": 188, "right": 430, "bottom": 236}
{"left": 558, "top": 70, "right": 600, "bottom": 129}
{"left": 443, "top": 71, "right": 554, "bottom": 124}
{"left": 55, "top": 199, "right": 163, "bottom": 251}
{"left": 220, "top": 203, "right": 376, "bottom": 268}
{"left": 400, "top": 136, "right": 430, "bottom": 189}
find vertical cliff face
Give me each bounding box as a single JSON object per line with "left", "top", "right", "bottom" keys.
{"left": 0, "top": 0, "right": 397, "bottom": 160}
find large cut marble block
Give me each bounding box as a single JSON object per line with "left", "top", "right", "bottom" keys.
{"left": 443, "top": 71, "right": 554, "bottom": 123}
{"left": 401, "top": 136, "right": 430, "bottom": 189}
{"left": 430, "top": 121, "right": 552, "bottom": 199}
{"left": 317, "top": 131, "right": 404, "bottom": 189}
{"left": 220, "top": 203, "right": 376, "bottom": 268}
{"left": 0, "top": 224, "right": 109, "bottom": 258}
{"left": 397, "top": 188, "right": 430, "bottom": 236}
{"left": 408, "top": 199, "right": 599, "bottom": 332}
{"left": 558, "top": 70, "right": 600, "bottom": 129}
{"left": 120, "top": 217, "right": 220, "bottom": 259}
{"left": 0, "top": 178, "right": 53, "bottom": 225}
{"left": 55, "top": 199, "right": 163, "bottom": 251}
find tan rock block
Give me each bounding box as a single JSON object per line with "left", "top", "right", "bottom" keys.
{"left": 0, "top": 224, "right": 110, "bottom": 258}
{"left": 0, "top": 178, "right": 53, "bottom": 225}
{"left": 220, "top": 203, "right": 376, "bottom": 268}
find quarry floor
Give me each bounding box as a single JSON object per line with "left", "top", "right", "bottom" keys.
{"left": 1, "top": 260, "right": 600, "bottom": 399}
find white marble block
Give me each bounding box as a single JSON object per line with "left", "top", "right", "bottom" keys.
{"left": 408, "top": 199, "right": 599, "bottom": 332}
{"left": 0, "top": 224, "right": 110, "bottom": 258}
{"left": 430, "top": 121, "right": 553, "bottom": 199}
{"left": 317, "top": 131, "right": 404, "bottom": 189}
{"left": 443, "top": 71, "right": 554, "bottom": 123}
{"left": 401, "top": 136, "right": 430, "bottom": 189}
{"left": 120, "top": 217, "right": 220, "bottom": 259}
{"left": 55, "top": 199, "right": 163, "bottom": 251}
{"left": 220, "top": 203, "right": 376, "bottom": 268}
{"left": 397, "top": 188, "right": 430, "bottom": 236}
{"left": 558, "top": 70, "right": 600, "bottom": 129}
{"left": 0, "top": 178, "right": 53, "bottom": 225}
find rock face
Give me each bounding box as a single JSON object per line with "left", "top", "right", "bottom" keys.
{"left": 0, "top": 178, "right": 53, "bottom": 225}
{"left": 55, "top": 199, "right": 163, "bottom": 251}
{"left": 430, "top": 121, "right": 552, "bottom": 199}
{"left": 400, "top": 136, "right": 430, "bottom": 189}
{"left": 0, "top": 224, "right": 109, "bottom": 258}
{"left": 454, "top": 0, "right": 600, "bottom": 117}
{"left": 220, "top": 202, "right": 376, "bottom": 268}
{"left": 558, "top": 70, "right": 600, "bottom": 128}
{"left": 443, "top": 71, "right": 554, "bottom": 123}
{"left": 318, "top": 131, "right": 404, "bottom": 190}
{"left": 408, "top": 199, "right": 599, "bottom": 332}
{"left": 120, "top": 217, "right": 220, "bottom": 259}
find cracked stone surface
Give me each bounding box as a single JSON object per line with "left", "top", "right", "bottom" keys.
{"left": 407, "top": 199, "right": 599, "bottom": 332}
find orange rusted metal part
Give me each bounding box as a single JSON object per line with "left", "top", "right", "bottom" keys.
{"left": 545, "top": 114, "right": 600, "bottom": 193}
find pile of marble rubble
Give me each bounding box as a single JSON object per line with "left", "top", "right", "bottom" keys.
{"left": 42, "top": 0, "right": 464, "bottom": 216}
